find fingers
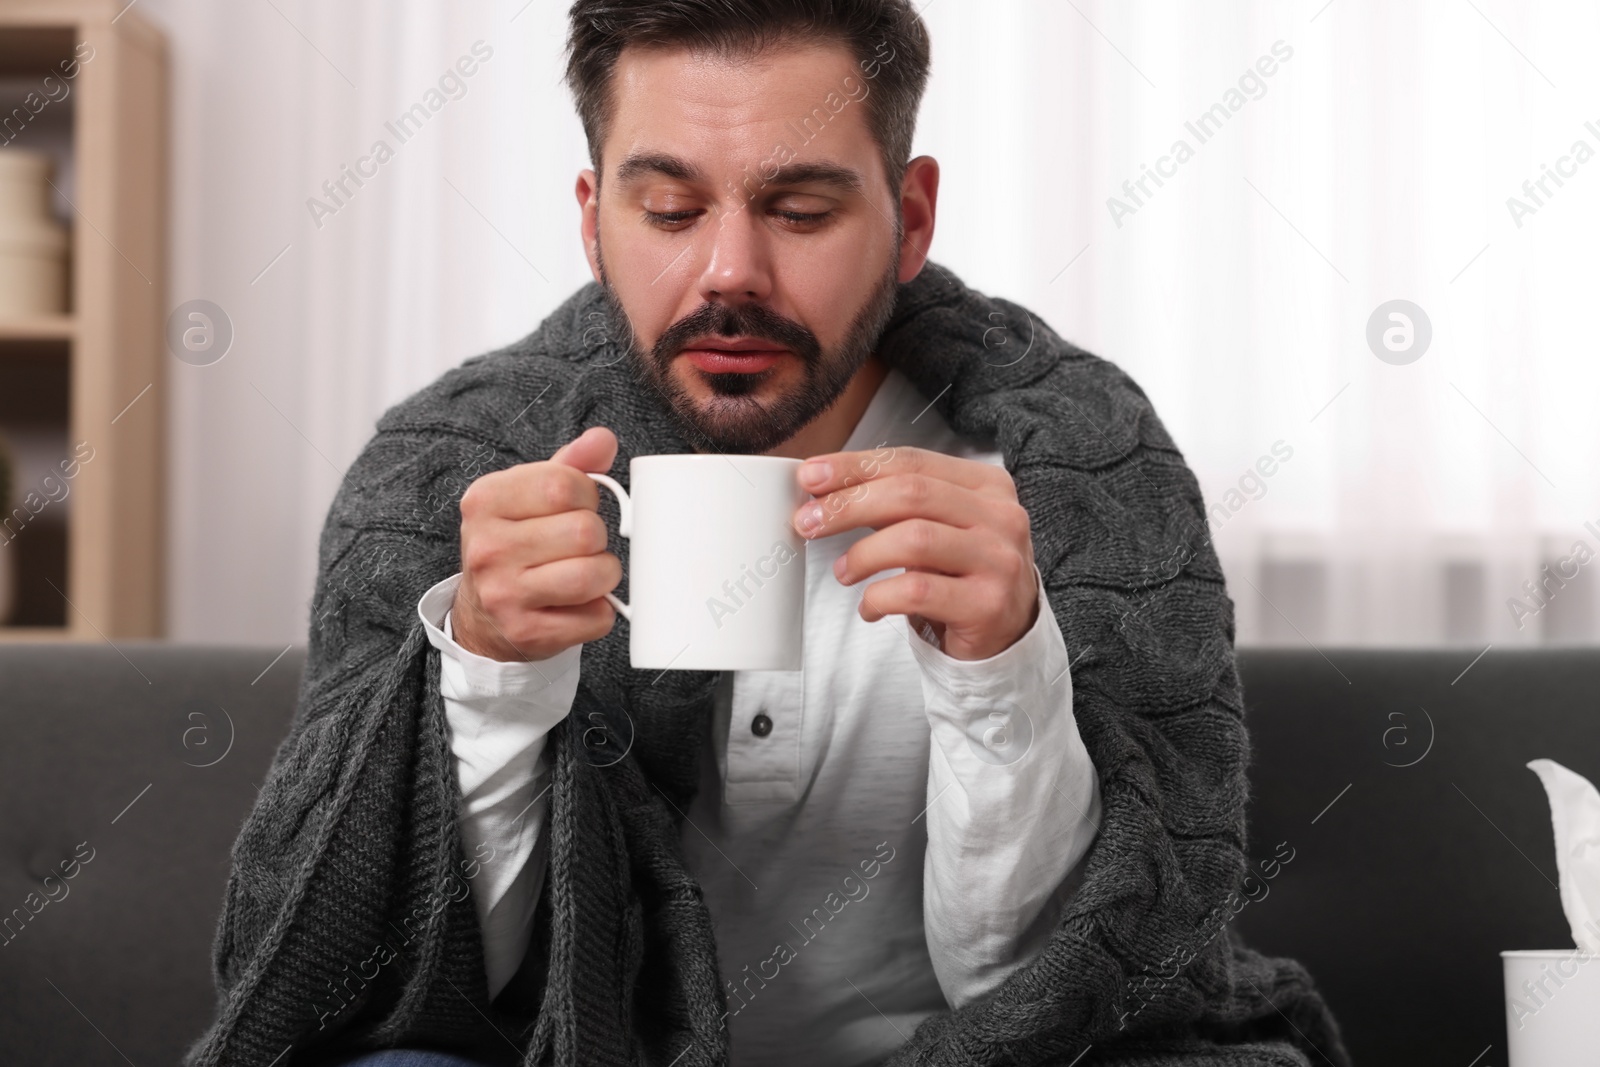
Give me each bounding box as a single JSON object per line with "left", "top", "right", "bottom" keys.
{"left": 795, "top": 446, "right": 1038, "bottom": 661}
{"left": 537, "top": 598, "right": 621, "bottom": 646}
{"left": 550, "top": 426, "right": 619, "bottom": 473}
{"left": 794, "top": 474, "right": 997, "bottom": 540}
{"left": 834, "top": 520, "right": 1008, "bottom": 586}
{"left": 462, "top": 427, "right": 618, "bottom": 522}
{"left": 466, "top": 509, "right": 609, "bottom": 573}
{"left": 797, "top": 444, "right": 1016, "bottom": 499}
{"left": 855, "top": 568, "right": 1034, "bottom": 661}
{"left": 462, "top": 460, "right": 601, "bottom": 522}
{"left": 510, "top": 554, "right": 623, "bottom": 611}
{"left": 454, "top": 426, "right": 623, "bottom": 662}
{"left": 856, "top": 570, "right": 975, "bottom": 626}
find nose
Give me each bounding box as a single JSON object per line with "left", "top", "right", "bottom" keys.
{"left": 695, "top": 197, "right": 774, "bottom": 307}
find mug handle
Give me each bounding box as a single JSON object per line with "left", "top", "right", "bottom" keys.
{"left": 586, "top": 472, "right": 632, "bottom": 621}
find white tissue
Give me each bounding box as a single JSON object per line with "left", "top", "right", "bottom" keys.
{"left": 1527, "top": 759, "right": 1600, "bottom": 954}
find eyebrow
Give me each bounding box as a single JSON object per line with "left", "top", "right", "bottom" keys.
{"left": 613, "top": 151, "right": 865, "bottom": 195}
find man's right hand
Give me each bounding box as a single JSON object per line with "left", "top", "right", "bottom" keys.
{"left": 450, "top": 426, "right": 623, "bottom": 662}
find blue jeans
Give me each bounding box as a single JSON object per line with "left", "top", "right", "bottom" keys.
{"left": 327, "top": 1052, "right": 498, "bottom": 1067}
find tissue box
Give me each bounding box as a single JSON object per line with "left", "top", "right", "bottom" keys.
{"left": 1503, "top": 949, "right": 1600, "bottom": 1065}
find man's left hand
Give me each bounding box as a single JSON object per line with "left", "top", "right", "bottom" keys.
{"left": 792, "top": 445, "right": 1040, "bottom": 661}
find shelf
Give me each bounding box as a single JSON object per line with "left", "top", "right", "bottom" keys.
{"left": 0, "top": 0, "right": 167, "bottom": 641}
{"left": 0, "top": 315, "right": 74, "bottom": 342}
{"left": 0, "top": 625, "right": 74, "bottom": 641}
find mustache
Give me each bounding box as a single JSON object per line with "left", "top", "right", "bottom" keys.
{"left": 652, "top": 301, "right": 822, "bottom": 367}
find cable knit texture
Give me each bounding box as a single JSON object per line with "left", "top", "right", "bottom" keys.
{"left": 184, "top": 262, "right": 1352, "bottom": 1067}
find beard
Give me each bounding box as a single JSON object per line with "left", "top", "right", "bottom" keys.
{"left": 597, "top": 241, "right": 902, "bottom": 455}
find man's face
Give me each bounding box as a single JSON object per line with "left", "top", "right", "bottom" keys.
{"left": 581, "top": 41, "right": 910, "bottom": 454}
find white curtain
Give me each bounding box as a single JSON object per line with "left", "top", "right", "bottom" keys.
{"left": 147, "top": 0, "right": 1600, "bottom": 649}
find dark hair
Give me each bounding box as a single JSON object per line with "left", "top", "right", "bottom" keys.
{"left": 564, "top": 0, "right": 932, "bottom": 193}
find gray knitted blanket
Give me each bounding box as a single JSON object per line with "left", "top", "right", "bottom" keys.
{"left": 185, "top": 263, "right": 1351, "bottom": 1067}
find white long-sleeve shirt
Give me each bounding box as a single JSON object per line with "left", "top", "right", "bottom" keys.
{"left": 417, "top": 367, "right": 1102, "bottom": 1066}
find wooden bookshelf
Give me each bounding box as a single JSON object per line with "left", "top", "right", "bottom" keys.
{"left": 0, "top": 0, "right": 166, "bottom": 640}
{"left": 0, "top": 315, "right": 74, "bottom": 341}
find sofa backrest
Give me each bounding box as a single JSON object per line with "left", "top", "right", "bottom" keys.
{"left": 1, "top": 642, "right": 1595, "bottom": 1066}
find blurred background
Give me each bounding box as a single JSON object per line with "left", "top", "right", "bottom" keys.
{"left": 6, "top": 5, "right": 1600, "bottom": 1065}
{"left": 2, "top": 0, "right": 1597, "bottom": 649}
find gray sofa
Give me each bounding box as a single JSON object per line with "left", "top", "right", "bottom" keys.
{"left": 2, "top": 642, "right": 1596, "bottom": 1065}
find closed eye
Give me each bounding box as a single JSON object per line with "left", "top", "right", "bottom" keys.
{"left": 641, "top": 208, "right": 835, "bottom": 230}
{"left": 774, "top": 209, "right": 832, "bottom": 227}
{"left": 643, "top": 209, "right": 700, "bottom": 227}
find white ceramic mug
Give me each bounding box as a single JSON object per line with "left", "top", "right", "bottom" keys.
{"left": 1503, "top": 949, "right": 1600, "bottom": 1065}
{"left": 587, "top": 454, "right": 807, "bottom": 670}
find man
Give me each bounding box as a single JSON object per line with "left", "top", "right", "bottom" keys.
{"left": 187, "top": 3, "right": 1349, "bottom": 1066}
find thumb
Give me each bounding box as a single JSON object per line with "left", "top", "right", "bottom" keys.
{"left": 549, "top": 426, "right": 618, "bottom": 474}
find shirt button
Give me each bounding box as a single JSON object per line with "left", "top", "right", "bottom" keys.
{"left": 750, "top": 712, "right": 773, "bottom": 737}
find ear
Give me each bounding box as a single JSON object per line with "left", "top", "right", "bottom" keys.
{"left": 576, "top": 168, "right": 602, "bottom": 283}
{"left": 896, "top": 155, "right": 940, "bottom": 283}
